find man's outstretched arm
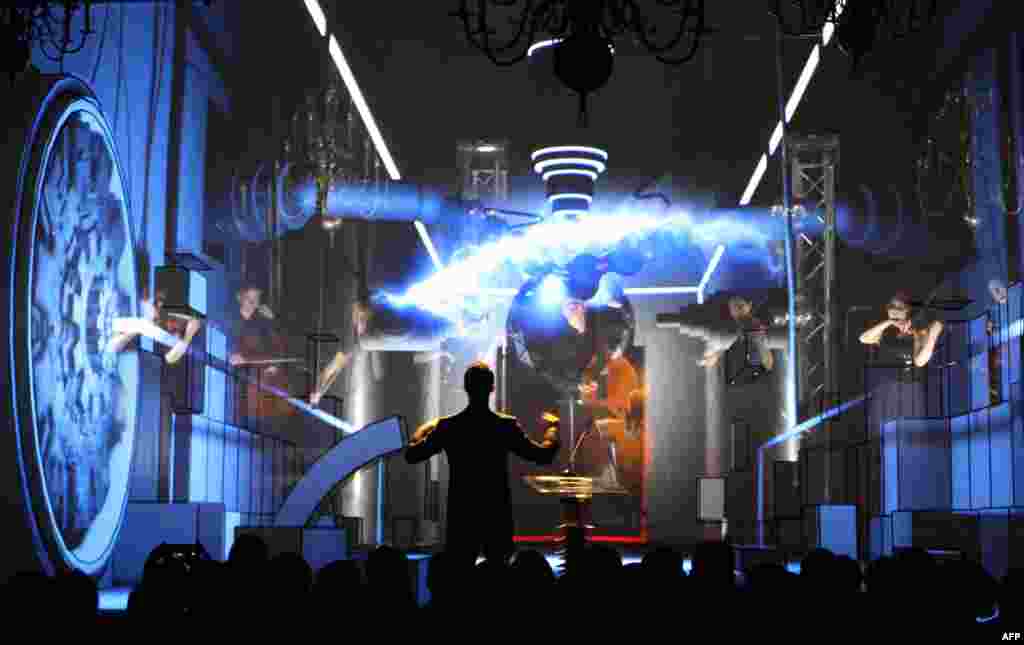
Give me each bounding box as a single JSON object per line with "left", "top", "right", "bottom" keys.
{"left": 507, "top": 417, "right": 560, "bottom": 465}
{"left": 406, "top": 418, "right": 444, "bottom": 464}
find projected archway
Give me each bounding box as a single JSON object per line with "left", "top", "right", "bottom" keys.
{"left": 4, "top": 76, "right": 139, "bottom": 576}
{"left": 274, "top": 416, "right": 408, "bottom": 528}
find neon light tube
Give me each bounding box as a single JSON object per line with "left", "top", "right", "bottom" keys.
{"left": 768, "top": 121, "right": 784, "bottom": 156}
{"left": 328, "top": 36, "right": 400, "bottom": 182}
{"left": 740, "top": 154, "right": 768, "bottom": 206}
{"left": 532, "top": 146, "right": 609, "bottom": 161}
{"left": 623, "top": 287, "right": 699, "bottom": 295}
{"left": 697, "top": 245, "right": 725, "bottom": 303}
{"left": 548, "top": 193, "right": 594, "bottom": 203}
{"left": 303, "top": 0, "right": 327, "bottom": 37}
{"left": 740, "top": 0, "right": 842, "bottom": 205}
{"left": 756, "top": 393, "right": 867, "bottom": 545}
{"left": 528, "top": 38, "right": 563, "bottom": 57}
{"left": 785, "top": 45, "right": 820, "bottom": 123}
{"left": 533, "top": 157, "right": 607, "bottom": 174}
{"left": 543, "top": 168, "right": 598, "bottom": 182}
{"left": 762, "top": 395, "right": 867, "bottom": 449}
{"left": 414, "top": 220, "right": 443, "bottom": 270}
{"left": 463, "top": 287, "right": 702, "bottom": 297}
{"left": 822, "top": 0, "right": 847, "bottom": 47}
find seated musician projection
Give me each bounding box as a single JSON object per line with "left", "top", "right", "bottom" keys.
{"left": 230, "top": 285, "right": 284, "bottom": 369}
{"left": 310, "top": 292, "right": 459, "bottom": 406}
{"left": 107, "top": 284, "right": 202, "bottom": 365}
{"left": 230, "top": 285, "right": 294, "bottom": 417}
{"left": 659, "top": 291, "right": 792, "bottom": 370}
{"left": 583, "top": 352, "right": 647, "bottom": 495}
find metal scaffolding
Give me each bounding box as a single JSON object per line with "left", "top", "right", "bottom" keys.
{"left": 788, "top": 133, "right": 840, "bottom": 497}
{"left": 456, "top": 139, "right": 509, "bottom": 202}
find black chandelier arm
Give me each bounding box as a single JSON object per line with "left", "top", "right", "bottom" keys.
{"left": 768, "top": 0, "right": 835, "bottom": 38}
{"left": 475, "top": 0, "right": 534, "bottom": 55}
{"left": 626, "top": 0, "right": 712, "bottom": 65}
{"left": 450, "top": 0, "right": 547, "bottom": 66}
{"left": 887, "top": 0, "right": 939, "bottom": 40}
{"left": 25, "top": 2, "right": 96, "bottom": 63}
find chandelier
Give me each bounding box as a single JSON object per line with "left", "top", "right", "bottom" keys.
{"left": 452, "top": 1, "right": 942, "bottom": 123}
{"left": 770, "top": 0, "right": 940, "bottom": 70}
{"left": 2, "top": 1, "right": 213, "bottom": 85}
{"left": 2, "top": 2, "right": 95, "bottom": 81}
{"left": 286, "top": 75, "right": 358, "bottom": 244}
{"left": 450, "top": 0, "right": 714, "bottom": 125}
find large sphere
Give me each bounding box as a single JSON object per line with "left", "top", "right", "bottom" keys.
{"left": 554, "top": 32, "right": 614, "bottom": 95}
{"left": 506, "top": 273, "right": 634, "bottom": 394}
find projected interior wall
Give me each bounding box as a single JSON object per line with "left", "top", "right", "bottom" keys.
{"left": 8, "top": 76, "right": 139, "bottom": 576}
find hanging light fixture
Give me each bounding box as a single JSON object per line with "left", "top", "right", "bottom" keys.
{"left": 770, "top": 0, "right": 940, "bottom": 71}
{"left": 1, "top": 1, "right": 95, "bottom": 82}
{"left": 451, "top": 0, "right": 714, "bottom": 126}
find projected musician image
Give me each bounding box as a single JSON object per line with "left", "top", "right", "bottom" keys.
{"left": 579, "top": 343, "right": 646, "bottom": 496}
{"left": 656, "top": 288, "right": 807, "bottom": 371}
{"left": 506, "top": 271, "right": 647, "bottom": 535}
{"left": 309, "top": 290, "right": 472, "bottom": 406}
{"left": 230, "top": 284, "right": 298, "bottom": 418}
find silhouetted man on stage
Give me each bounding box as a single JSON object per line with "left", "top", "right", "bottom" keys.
{"left": 406, "top": 362, "right": 560, "bottom": 570}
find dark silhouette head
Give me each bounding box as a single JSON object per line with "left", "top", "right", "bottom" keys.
{"left": 800, "top": 548, "right": 837, "bottom": 591}
{"left": 268, "top": 552, "right": 313, "bottom": 596}
{"left": 228, "top": 534, "right": 268, "bottom": 571}
{"left": 366, "top": 546, "right": 414, "bottom": 608}
{"left": 642, "top": 545, "right": 684, "bottom": 579}
{"left": 7, "top": 572, "right": 51, "bottom": 616}
{"left": 582, "top": 544, "right": 624, "bottom": 587}
{"left": 833, "top": 554, "right": 863, "bottom": 592}
{"left": 464, "top": 361, "right": 495, "bottom": 407}
{"left": 316, "top": 559, "right": 362, "bottom": 595}
{"left": 691, "top": 540, "right": 735, "bottom": 590}
{"left": 511, "top": 549, "right": 555, "bottom": 587}
{"left": 53, "top": 570, "right": 98, "bottom": 621}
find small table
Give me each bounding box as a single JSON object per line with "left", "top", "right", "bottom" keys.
{"left": 523, "top": 471, "right": 629, "bottom": 576}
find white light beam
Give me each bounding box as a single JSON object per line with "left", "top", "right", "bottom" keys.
{"left": 785, "top": 45, "right": 820, "bottom": 123}
{"left": 415, "top": 220, "right": 444, "bottom": 271}
{"left": 740, "top": 154, "right": 768, "bottom": 206}
{"left": 303, "top": 0, "right": 327, "bottom": 37}
{"left": 697, "top": 244, "right": 726, "bottom": 304}
{"left": 328, "top": 36, "right": 400, "bottom": 181}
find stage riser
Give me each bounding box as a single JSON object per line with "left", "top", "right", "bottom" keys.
{"left": 235, "top": 527, "right": 349, "bottom": 574}
{"left": 111, "top": 503, "right": 236, "bottom": 587}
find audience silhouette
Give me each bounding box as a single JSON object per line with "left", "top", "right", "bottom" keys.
{"left": 1, "top": 534, "right": 1013, "bottom": 634}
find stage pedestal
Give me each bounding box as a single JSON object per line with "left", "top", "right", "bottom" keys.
{"left": 525, "top": 472, "right": 628, "bottom": 576}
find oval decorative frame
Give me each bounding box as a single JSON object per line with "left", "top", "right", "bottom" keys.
{"left": 8, "top": 75, "right": 139, "bottom": 576}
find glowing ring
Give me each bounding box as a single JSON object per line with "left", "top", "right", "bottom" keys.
{"left": 531, "top": 146, "right": 609, "bottom": 161}
{"left": 5, "top": 76, "right": 139, "bottom": 576}
{"left": 548, "top": 193, "right": 594, "bottom": 204}
{"left": 542, "top": 169, "right": 598, "bottom": 182}
{"left": 533, "top": 157, "right": 607, "bottom": 174}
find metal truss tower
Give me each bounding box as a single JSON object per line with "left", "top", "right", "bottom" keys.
{"left": 456, "top": 139, "right": 509, "bottom": 202}
{"left": 788, "top": 133, "right": 840, "bottom": 496}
